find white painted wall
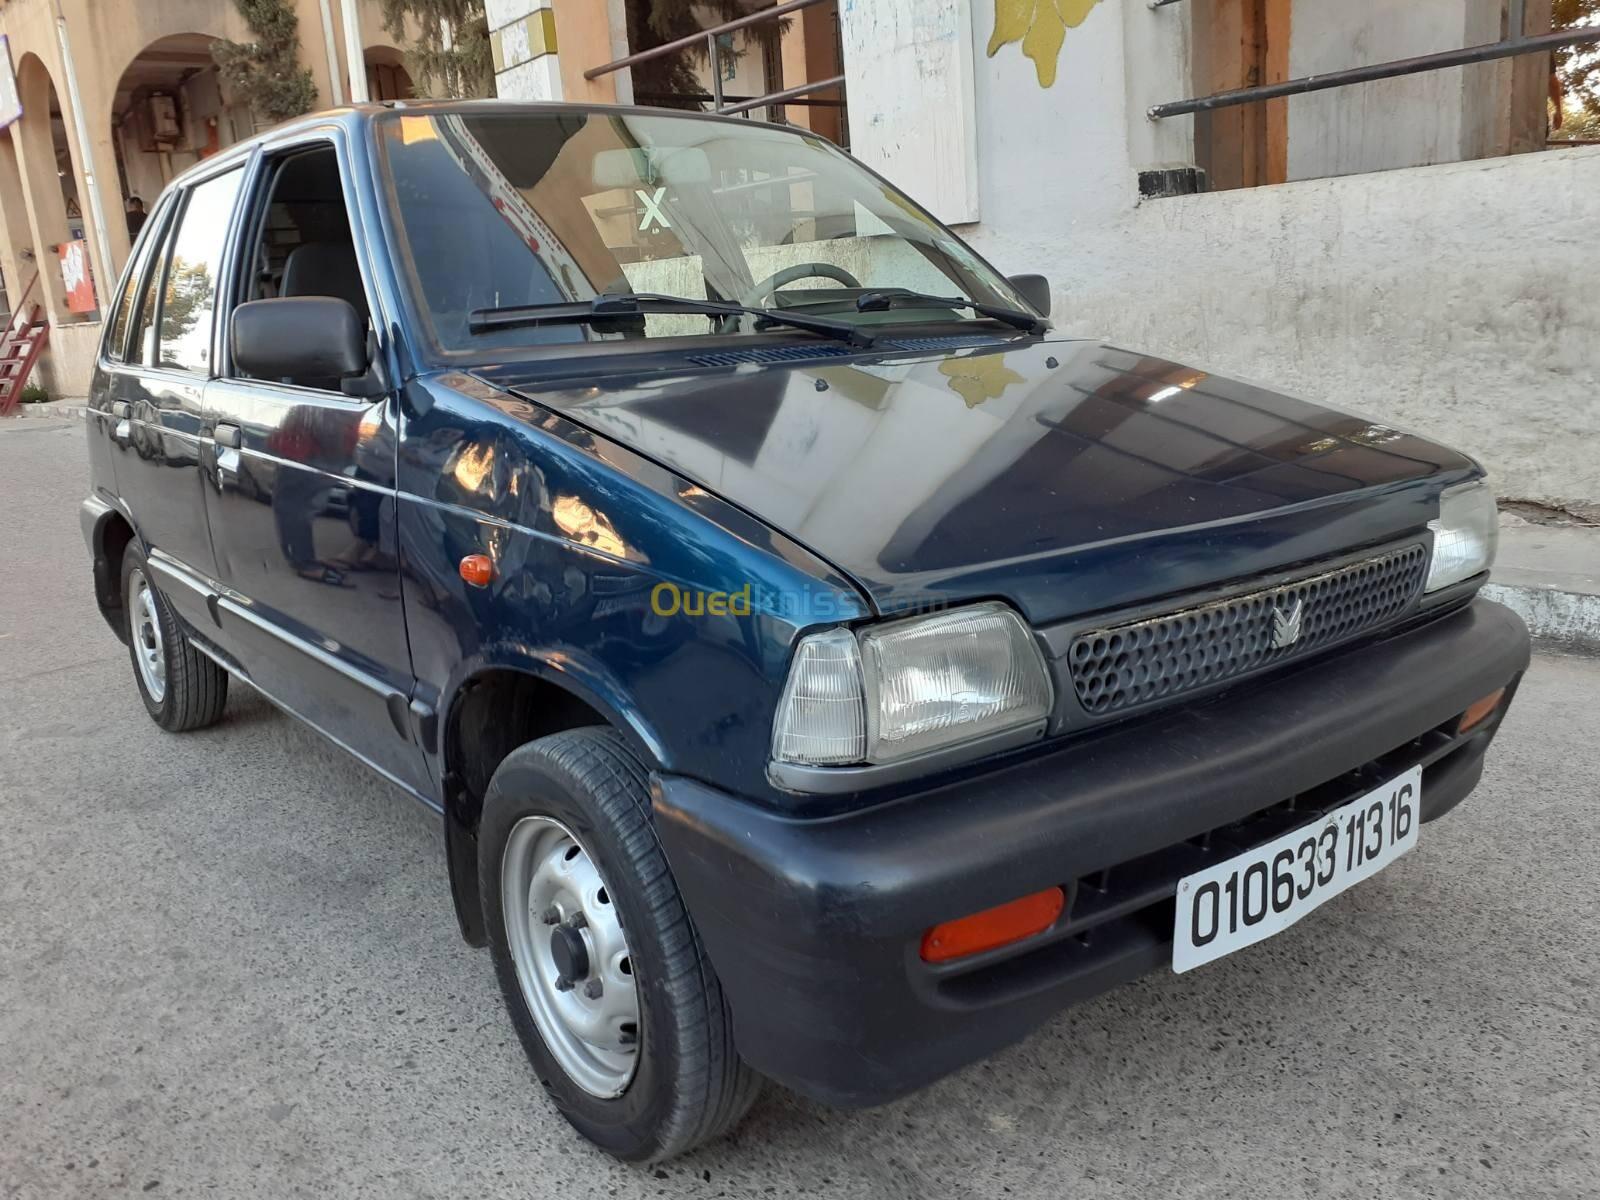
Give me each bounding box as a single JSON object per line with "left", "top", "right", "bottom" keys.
{"left": 939, "top": 0, "right": 1598, "bottom": 511}
{"left": 840, "top": 0, "right": 981, "bottom": 224}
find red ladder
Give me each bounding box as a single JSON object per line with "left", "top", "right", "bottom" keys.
{"left": 0, "top": 274, "right": 49, "bottom": 416}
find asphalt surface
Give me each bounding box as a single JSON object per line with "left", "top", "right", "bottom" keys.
{"left": 2, "top": 417, "right": 1596, "bottom": 1200}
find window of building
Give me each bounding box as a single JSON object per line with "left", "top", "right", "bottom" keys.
{"left": 1162, "top": 0, "right": 1598, "bottom": 192}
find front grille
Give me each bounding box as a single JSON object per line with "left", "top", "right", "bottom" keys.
{"left": 1067, "top": 544, "right": 1429, "bottom": 717}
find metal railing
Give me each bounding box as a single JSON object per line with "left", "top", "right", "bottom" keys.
{"left": 584, "top": 0, "right": 844, "bottom": 124}
{"left": 1149, "top": 0, "right": 1600, "bottom": 118}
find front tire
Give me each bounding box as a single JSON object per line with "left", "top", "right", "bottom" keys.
{"left": 479, "top": 727, "right": 760, "bottom": 1162}
{"left": 121, "top": 545, "right": 228, "bottom": 732}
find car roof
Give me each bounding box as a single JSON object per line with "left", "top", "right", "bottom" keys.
{"left": 164, "top": 100, "right": 802, "bottom": 192}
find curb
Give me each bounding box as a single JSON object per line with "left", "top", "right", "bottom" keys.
{"left": 1483, "top": 582, "right": 1600, "bottom": 655}
{"left": 6, "top": 403, "right": 89, "bottom": 421}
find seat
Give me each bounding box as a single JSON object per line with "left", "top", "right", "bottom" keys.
{"left": 281, "top": 241, "right": 369, "bottom": 324}
{"left": 277, "top": 241, "right": 370, "bottom": 390}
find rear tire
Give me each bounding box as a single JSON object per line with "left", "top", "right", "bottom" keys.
{"left": 121, "top": 544, "right": 228, "bottom": 732}
{"left": 479, "top": 727, "right": 760, "bottom": 1162}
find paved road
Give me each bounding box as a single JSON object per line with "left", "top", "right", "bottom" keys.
{"left": 2, "top": 419, "right": 1596, "bottom": 1200}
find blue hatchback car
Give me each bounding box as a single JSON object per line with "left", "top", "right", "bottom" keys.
{"left": 81, "top": 101, "right": 1529, "bottom": 1161}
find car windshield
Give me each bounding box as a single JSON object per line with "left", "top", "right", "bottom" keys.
{"left": 375, "top": 109, "right": 1035, "bottom": 352}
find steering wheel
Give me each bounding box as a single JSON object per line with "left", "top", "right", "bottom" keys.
{"left": 739, "top": 262, "right": 863, "bottom": 309}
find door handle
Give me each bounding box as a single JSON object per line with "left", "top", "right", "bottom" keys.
{"left": 213, "top": 423, "right": 243, "bottom": 492}
{"left": 111, "top": 401, "right": 130, "bottom": 419}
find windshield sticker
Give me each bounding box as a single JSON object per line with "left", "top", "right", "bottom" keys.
{"left": 636, "top": 187, "right": 672, "bottom": 232}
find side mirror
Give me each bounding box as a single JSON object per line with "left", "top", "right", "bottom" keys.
{"left": 1008, "top": 273, "right": 1052, "bottom": 318}
{"left": 231, "top": 297, "right": 368, "bottom": 385}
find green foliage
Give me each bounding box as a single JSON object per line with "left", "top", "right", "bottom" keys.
{"left": 19, "top": 383, "right": 48, "bottom": 404}
{"left": 377, "top": 0, "right": 493, "bottom": 98}
{"left": 1553, "top": 0, "right": 1600, "bottom": 124}
{"left": 212, "top": 0, "right": 318, "bottom": 122}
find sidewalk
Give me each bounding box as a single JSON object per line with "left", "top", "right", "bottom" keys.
{"left": 1483, "top": 513, "right": 1600, "bottom": 654}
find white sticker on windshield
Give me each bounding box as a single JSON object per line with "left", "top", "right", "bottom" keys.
{"left": 637, "top": 187, "right": 671, "bottom": 231}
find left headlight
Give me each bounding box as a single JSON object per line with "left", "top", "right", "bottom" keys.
{"left": 771, "top": 602, "right": 1053, "bottom": 769}
{"left": 1426, "top": 480, "right": 1498, "bottom": 592}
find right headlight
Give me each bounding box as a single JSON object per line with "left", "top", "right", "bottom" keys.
{"left": 770, "top": 602, "right": 1053, "bottom": 769}
{"left": 1426, "top": 480, "right": 1498, "bottom": 592}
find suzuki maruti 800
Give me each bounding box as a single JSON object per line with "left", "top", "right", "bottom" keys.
{"left": 79, "top": 102, "right": 1528, "bottom": 1161}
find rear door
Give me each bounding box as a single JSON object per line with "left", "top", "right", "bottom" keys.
{"left": 88, "top": 191, "right": 174, "bottom": 510}
{"left": 108, "top": 165, "right": 247, "bottom": 629}
{"left": 199, "top": 134, "right": 429, "bottom": 797}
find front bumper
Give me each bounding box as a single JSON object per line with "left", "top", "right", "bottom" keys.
{"left": 651, "top": 598, "right": 1530, "bottom": 1107}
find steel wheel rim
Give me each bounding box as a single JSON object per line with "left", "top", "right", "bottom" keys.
{"left": 128, "top": 568, "right": 166, "bottom": 703}
{"left": 501, "top": 815, "right": 640, "bottom": 1098}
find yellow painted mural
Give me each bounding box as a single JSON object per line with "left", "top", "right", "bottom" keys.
{"left": 987, "top": 0, "right": 1104, "bottom": 88}
{"left": 939, "top": 354, "right": 1026, "bottom": 409}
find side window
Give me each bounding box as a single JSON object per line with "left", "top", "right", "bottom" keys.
{"left": 104, "top": 209, "right": 161, "bottom": 363}
{"left": 154, "top": 168, "right": 245, "bottom": 375}
{"left": 129, "top": 212, "right": 176, "bottom": 368}
{"left": 228, "top": 143, "right": 372, "bottom": 392}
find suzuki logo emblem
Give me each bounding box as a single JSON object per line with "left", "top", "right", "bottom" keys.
{"left": 1271, "top": 597, "right": 1304, "bottom": 649}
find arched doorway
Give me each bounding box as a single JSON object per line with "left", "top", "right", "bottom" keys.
{"left": 365, "top": 46, "right": 415, "bottom": 101}
{"left": 10, "top": 52, "right": 98, "bottom": 325}
{"left": 110, "top": 33, "right": 247, "bottom": 236}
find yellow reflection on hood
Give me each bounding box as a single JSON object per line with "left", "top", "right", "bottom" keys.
{"left": 452, "top": 442, "right": 496, "bottom": 495}
{"left": 939, "top": 353, "right": 1026, "bottom": 408}
{"left": 553, "top": 494, "right": 628, "bottom": 558}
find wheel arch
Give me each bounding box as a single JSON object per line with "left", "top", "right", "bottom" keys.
{"left": 83, "top": 499, "right": 142, "bottom": 644}
{"left": 437, "top": 652, "right": 667, "bottom": 947}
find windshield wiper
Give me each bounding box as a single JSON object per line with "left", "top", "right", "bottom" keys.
{"left": 468, "top": 293, "right": 875, "bottom": 348}
{"left": 854, "top": 289, "right": 1047, "bottom": 335}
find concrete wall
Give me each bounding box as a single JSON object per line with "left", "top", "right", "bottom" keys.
{"left": 35, "top": 320, "right": 101, "bottom": 399}
{"left": 929, "top": 0, "right": 1599, "bottom": 512}
{"left": 1285, "top": 0, "right": 1525, "bottom": 181}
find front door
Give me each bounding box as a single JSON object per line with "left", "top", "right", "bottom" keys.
{"left": 199, "top": 139, "right": 428, "bottom": 797}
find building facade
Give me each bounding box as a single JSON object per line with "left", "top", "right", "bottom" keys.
{"left": 502, "top": 0, "right": 1600, "bottom": 515}
{"left": 0, "top": 0, "right": 421, "bottom": 397}
{"left": 3, "top": 0, "right": 1595, "bottom": 514}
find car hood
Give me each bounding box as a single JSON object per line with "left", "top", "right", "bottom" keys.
{"left": 475, "top": 338, "right": 1475, "bottom": 625}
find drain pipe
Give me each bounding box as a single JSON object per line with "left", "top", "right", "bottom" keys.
{"left": 317, "top": 0, "right": 346, "bottom": 106}
{"left": 51, "top": 2, "right": 115, "bottom": 302}
{"left": 341, "top": 0, "right": 369, "bottom": 102}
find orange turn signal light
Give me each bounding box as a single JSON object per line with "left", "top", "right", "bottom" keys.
{"left": 459, "top": 554, "right": 495, "bottom": 588}
{"left": 1457, "top": 687, "right": 1506, "bottom": 734}
{"left": 920, "top": 887, "right": 1065, "bottom": 964}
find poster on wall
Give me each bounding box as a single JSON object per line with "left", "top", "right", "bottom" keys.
{"left": 60, "top": 240, "right": 96, "bottom": 313}
{"left": 0, "top": 36, "right": 20, "bottom": 132}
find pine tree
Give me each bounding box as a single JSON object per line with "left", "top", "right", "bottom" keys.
{"left": 377, "top": 0, "right": 493, "bottom": 98}
{"left": 623, "top": 0, "right": 789, "bottom": 110}
{"left": 212, "top": 0, "right": 318, "bottom": 123}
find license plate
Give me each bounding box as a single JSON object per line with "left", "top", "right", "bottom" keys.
{"left": 1172, "top": 765, "right": 1421, "bottom": 973}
